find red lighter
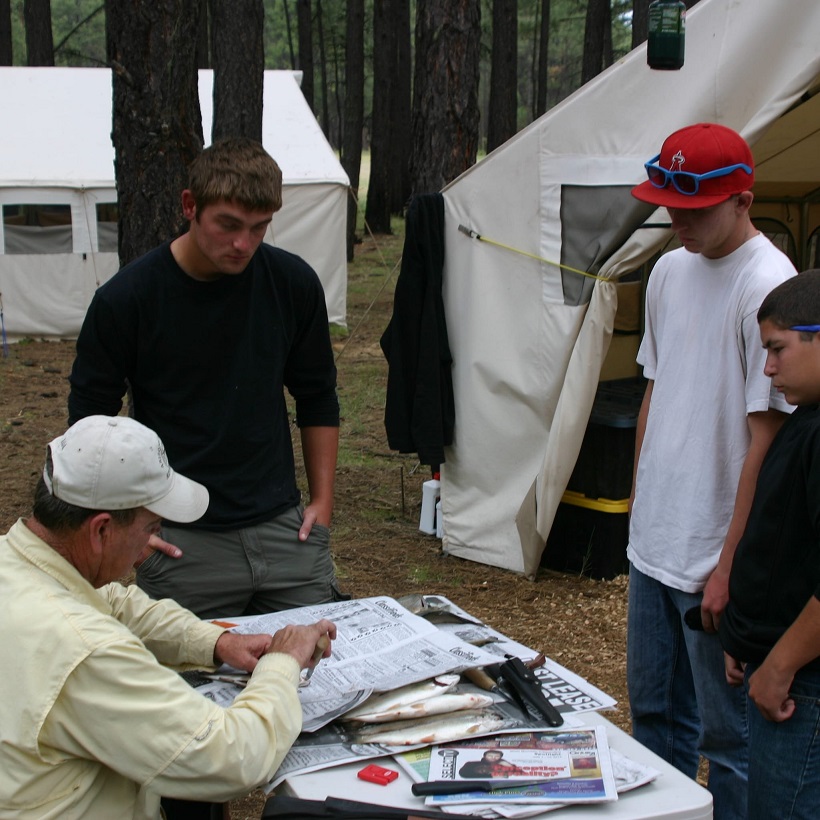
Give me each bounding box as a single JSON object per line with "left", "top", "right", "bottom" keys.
{"left": 357, "top": 764, "right": 399, "bottom": 786}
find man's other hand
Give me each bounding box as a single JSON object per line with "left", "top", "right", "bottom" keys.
{"left": 266, "top": 619, "right": 337, "bottom": 669}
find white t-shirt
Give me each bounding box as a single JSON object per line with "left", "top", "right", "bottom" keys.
{"left": 628, "top": 234, "right": 795, "bottom": 592}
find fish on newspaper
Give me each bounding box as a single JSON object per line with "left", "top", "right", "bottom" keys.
{"left": 350, "top": 708, "right": 507, "bottom": 746}
{"left": 341, "top": 674, "right": 460, "bottom": 721}
{"left": 344, "top": 691, "right": 495, "bottom": 723}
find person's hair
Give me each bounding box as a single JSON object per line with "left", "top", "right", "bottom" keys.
{"left": 32, "top": 476, "right": 138, "bottom": 533}
{"left": 758, "top": 269, "right": 820, "bottom": 340}
{"left": 187, "top": 137, "right": 283, "bottom": 214}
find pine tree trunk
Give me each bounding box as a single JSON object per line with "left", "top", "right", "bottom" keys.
{"left": 296, "top": 0, "right": 314, "bottom": 111}
{"left": 534, "top": 0, "right": 550, "bottom": 117}
{"left": 582, "top": 0, "right": 609, "bottom": 84}
{"left": 210, "top": 0, "right": 264, "bottom": 142}
{"left": 388, "top": 1, "right": 411, "bottom": 214}
{"left": 364, "top": 0, "right": 398, "bottom": 234}
{"left": 0, "top": 0, "right": 12, "bottom": 65}
{"left": 631, "top": 0, "right": 649, "bottom": 47}
{"left": 24, "top": 0, "right": 54, "bottom": 65}
{"left": 411, "top": 0, "right": 481, "bottom": 195}
{"left": 105, "top": 0, "right": 204, "bottom": 265}
{"left": 341, "top": 0, "right": 364, "bottom": 259}
{"left": 487, "top": 0, "right": 518, "bottom": 153}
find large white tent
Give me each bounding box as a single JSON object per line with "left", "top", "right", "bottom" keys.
{"left": 439, "top": 0, "right": 820, "bottom": 577}
{"left": 0, "top": 68, "right": 349, "bottom": 339}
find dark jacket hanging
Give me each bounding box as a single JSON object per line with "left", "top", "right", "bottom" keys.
{"left": 380, "top": 193, "right": 454, "bottom": 467}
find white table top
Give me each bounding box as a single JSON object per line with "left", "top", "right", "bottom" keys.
{"left": 282, "top": 710, "right": 713, "bottom": 819}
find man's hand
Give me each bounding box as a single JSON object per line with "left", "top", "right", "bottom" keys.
{"left": 748, "top": 658, "right": 795, "bottom": 722}
{"left": 133, "top": 533, "right": 183, "bottom": 568}
{"left": 266, "top": 619, "right": 337, "bottom": 669}
{"left": 214, "top": 632, "right": 272, "bottom": 672}
{"left": 724, "top": 652, "right": 745, "bottom": 687}
{"left": 298, "top": 501, "right": 332, "bottom": 542}
{"left": 700, "top": 566, "right": 730, "bottom": 632}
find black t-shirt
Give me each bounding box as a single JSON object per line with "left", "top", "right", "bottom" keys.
{"left": 720, "top": 404, "right": 820, "bottom": 669}
{"left": 68, "top": 242, "right": 339, "bottom": 530}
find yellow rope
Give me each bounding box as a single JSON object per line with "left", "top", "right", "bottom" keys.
{"left": 457, "top": 224, "right": 608, "bottom": 282}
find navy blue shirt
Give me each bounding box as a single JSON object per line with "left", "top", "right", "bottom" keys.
{"left": 68, "top": 242, "right": 339, "bottom": 530}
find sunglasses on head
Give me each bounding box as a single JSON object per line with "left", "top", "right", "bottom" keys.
{"left": 644, "top": 154, "right": 752, "bottom": 196}
{"left": 791, "top": 325, "right": 820, "bottom": 333}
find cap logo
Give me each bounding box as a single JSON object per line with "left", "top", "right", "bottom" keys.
{"left": 157, "top": 441, "right": 172, "bottom": 479}
{"left": 669, "top": 150, "right": 685, "bottom": 172}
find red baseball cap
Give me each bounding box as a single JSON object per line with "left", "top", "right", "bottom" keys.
{"left": 632, "top": 123, "right": 754, "bottom": 210}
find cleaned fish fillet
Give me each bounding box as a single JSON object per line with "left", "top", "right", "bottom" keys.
{"left": 341, "top": 674, "right": 460, "bottom": 720}
{"left": 350, "top": 708, "right": 507, "bottom": 746}
{"left": 345, "top": 691, "right": 494, "bottom": 723}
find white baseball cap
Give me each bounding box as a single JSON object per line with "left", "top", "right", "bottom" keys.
{"left": 44, "top": 416, "right": 209, "bottom": 522}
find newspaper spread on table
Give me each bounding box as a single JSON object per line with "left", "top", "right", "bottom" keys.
{"left": 221, "top": 596, "right": 502, "bottom": 730}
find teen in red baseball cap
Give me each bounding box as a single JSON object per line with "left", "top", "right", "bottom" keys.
{"left": 632, "top": 122, "right": 754, "bottom": 210}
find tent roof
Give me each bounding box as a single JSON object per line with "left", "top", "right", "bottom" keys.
{"left": 0, "top": 67, "right": 348, "bottom": 190}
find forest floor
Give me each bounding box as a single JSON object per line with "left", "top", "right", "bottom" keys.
{"left": 0, "top": 224, "right": 631, "bottom": 818}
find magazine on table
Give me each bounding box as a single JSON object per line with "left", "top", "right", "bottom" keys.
{"left": 411, "top": 728, "right": 619, "bottom": 807}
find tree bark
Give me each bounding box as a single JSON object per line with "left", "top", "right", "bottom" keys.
{"left": 296, "top": 0, "right": 314, "bottom": 111}
{"left": 389, "top": 1, "right": 411, "bottom": 214}
{"left": 341, "top": 0, "right": 364, "bottom": 259}
{"left": 315, "top": 0, "right": 330, "bottom": 137}
{"left": 105, "top": 0, "right": 204, "bottom": 265}
{"left": 0, "top": 0, "right": 12, "bottom": 65}
{"left": 24, "top": 0, "right": 54, "bottom": 65}
{"left": 210, "top": 0, "right": 264, "bottom": 142}
{"left": 364, "top": 0, "right": 398, "bottom": 234}
{"left": 196, "top": 0, "right": 210, "bottom": 67}
{"left": 487, "top": 0, "right": 517, "bottom": 153}
{"left": 534, "top": 0, "right": 550, "bottom": 118}
{"left": 411, "top": 0, "right": 481, "bottom": 195}
{"left": 581, "top": 0, "right": 609, "bottom": 84}
{"left": 631, "top": 0, "right": 649, "bottom": 47}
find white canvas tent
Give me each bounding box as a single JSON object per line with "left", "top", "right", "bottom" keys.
{"left": 439, "top": 0, "right": 820, "bottom": 577}
{"left": 0, "top": 68, "right": 349, "bottom": 339}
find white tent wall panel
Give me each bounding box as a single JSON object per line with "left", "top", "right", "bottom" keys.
{"left": 270, "top": 182, "right": 348, "bottom": 326}
{"left": 0, "top": 252, "right": 117, "bottom": 339}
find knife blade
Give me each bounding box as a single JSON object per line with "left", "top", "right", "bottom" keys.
{"left": 411, "top": 778, "right": 553, "bottom": 796}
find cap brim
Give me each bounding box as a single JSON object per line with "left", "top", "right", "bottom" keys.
{"left": 144, "top": 472, "right": 209, "bottom": 523}
{"left": 631, "top": 179, "right": 733, "bottom": 210}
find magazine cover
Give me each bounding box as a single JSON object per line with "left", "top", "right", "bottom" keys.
{"left": 422, "top": 728, "right": 618, "bottom": 806}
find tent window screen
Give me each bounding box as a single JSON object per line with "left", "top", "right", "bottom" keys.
{"left": 96, "top": 202, "right": 118, "bottom": 252}
{"left": 3, "top": 204, "right": 72, "bottom": 254}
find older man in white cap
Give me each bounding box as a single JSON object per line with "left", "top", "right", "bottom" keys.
{"left": 0, "top": 416, "right": 335, "bottom": 820}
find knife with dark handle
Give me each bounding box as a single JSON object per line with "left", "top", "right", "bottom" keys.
{"left": 411, "top": 779, "right": 553, "bottom": 796}
{"left": 498, "top": 657, "right": 564, "bottom": 727}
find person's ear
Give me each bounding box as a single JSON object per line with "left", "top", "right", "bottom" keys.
{"left": 86, "top": 512, "right": 114, "bottom": 557}
{"left": 735, "top": 191, "right": 754, "bottom": 213}
{"left": 181, "top": 190, "right": 198, "bottom": 221}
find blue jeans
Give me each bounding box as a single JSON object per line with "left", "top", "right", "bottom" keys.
{"left": 746, "top": 662, "right": 820, "bottom": 819}
{"left": 627, "top": 564, "right": 747, "bottom": 820}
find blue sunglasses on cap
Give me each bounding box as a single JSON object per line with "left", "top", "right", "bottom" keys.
{"left": 644, "top": 154, "right": 753, "bottom": 196}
